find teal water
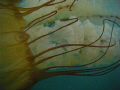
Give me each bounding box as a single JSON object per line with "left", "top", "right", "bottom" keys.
{"left": 32, "top": 66, "right": 120, "bottom": 90}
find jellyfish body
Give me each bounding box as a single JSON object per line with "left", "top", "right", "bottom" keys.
{"left": 0, "top": 0, "right": 120, "bottom": 90}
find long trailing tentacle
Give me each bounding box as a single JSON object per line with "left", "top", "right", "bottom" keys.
{"left": 28, "top": 18, "right": 78, "bottom": 45}
{"left": 36, "top": 59, "right": 120, "bottom": 81}
{"left": 34, "top": 19, "right": 120, "bottom": 79}
{"left": 33, "top": 19, "right": 119, "bottom": 66}
{"left": 41, "top": 19, "right": 117, "bottom": 70}
{"left": 23, "top": 11, "right": 57, "bottom": 31}
{"left": 3, "top": 19, "right": 119, "bottom": 77}
{"left": 23, "top": 0, "right": 77, "bottom": 31}
{"left": 0, "top": 18, "right": 116, "bottom": 75}
{"left": 15, "top": 0, "right": 66, "bottom": 17}
{"left": 34, "top": 20, "right": 120, "bottom": 79}
{"left": 69, "top": 0, "right": 76, "bottom": 11}
{"left": 33, "top": 42, "right": 116, "bottom": 61}
{"left": 1, "top": 16, "right": 119, "bottom": 79}
{"left": 45, "top": 0, "right": 67, "bottom": 6}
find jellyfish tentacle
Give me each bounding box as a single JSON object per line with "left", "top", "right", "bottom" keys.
{"left": 28, "top": 18, "right": 78, "bottom": 45}
{"left": 15, "top": 0, "right": 66, "bottom": 17}
{"left": 35, "top": 62, "right": 120, "bottom": 81}
{"left": 1, "top": 19, "right": 118, "bottom": 78}
{"left": 46, "top": 0, "right": 67, "bottom": 6}
{"left": 39, "top": 57, "right": 120, "bottom": 72}
{"left": 33, "top": 42, "right": 116, "bottom": 59}
{"left": 17, "top": 0, "right": 55, "bottom": 11}
{"left": 33, "top": 42, "right": 116, "bottom": 67}
{"left": 33, "top": 19, "right": 117, "bottom": 66}
{"left": 23, "top": 11, "right": 57, "bottom": 31}
{"left": 69, "top": 0, "right": 76, "bottom": 11}
{"left": 37, "top": 59, "right": 120, "bottom": 80}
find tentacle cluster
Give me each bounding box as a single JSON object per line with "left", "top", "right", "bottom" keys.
{"left": 23, "top": 0, "right": 120, "bottom": 79}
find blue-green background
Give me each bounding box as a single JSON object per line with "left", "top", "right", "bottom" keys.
{"left": 31, "top": 66, "right": 120, "bottom": 90}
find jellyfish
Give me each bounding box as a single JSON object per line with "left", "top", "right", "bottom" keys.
{"left": 0, "top": 0, "right": 120, "bottom": 90}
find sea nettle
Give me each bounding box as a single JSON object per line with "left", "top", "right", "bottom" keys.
{"left": 0, "top": 0, "right": 120, "bottom": 90}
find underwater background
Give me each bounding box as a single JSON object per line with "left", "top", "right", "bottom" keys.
{"left": 31, "top": 66, "right": 120, "bottom": 90}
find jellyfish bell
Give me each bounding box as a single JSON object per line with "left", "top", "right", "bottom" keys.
{"left": 0, "top": 0, "right": 120, "bottom": 90}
